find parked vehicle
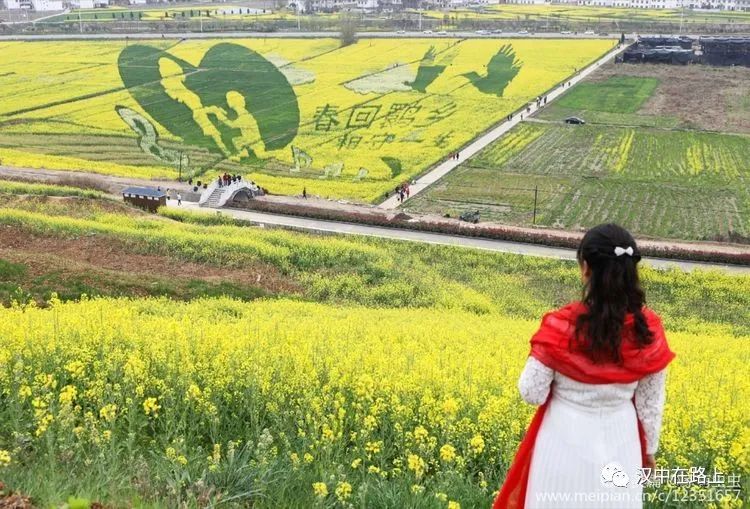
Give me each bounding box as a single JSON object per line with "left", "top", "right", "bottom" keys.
{"left": 584, "top": 30, "right": 596, "bottom": 35}
{"left": 459, "top": 210, "right": 481, "bottom": 224}
{"left": 564, "top": 116, "right": 586, "bottom": 125}
{"left": 518, "top": 30, "right": 529, "bottom": 35}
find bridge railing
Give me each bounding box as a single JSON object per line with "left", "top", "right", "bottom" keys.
{"left": 199, "top": 179, "right": 262, "bottom": 208}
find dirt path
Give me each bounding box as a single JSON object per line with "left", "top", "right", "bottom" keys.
{"left": 0, "top": 225, "right": 301, "bottom": 295}
{"left": 0, "top": 165, "right": 192, "bottom": 196}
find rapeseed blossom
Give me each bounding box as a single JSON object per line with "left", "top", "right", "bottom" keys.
{"left": 440, "top": 444, "right": 457, "bottom": 463}
{"left": 470, "top": 434, "right": 486, "bottom": 455}
{"left": 143, "top": 397, "right": 160, "bottom": 417}
{"left": 312, "top": 482, "right": 328, "bottom": 498}
{"left": 99, "top": 404, "right": 117, "bottom": 423}
{"left": 335, "top": 481, "right": 352, "bottom": 501}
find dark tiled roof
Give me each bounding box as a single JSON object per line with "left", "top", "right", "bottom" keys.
{"left": 121, "top": 187, "right": 166, "bottom": 198}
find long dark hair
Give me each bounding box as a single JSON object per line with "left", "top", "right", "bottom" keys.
{"left": 574, "top": 224, "right": 653, "bottom": 363}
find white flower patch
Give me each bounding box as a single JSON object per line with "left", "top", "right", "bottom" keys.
{"left": 266, "top": 54, "right": 316, "bottom": 86}
{"left": 344, "top": 63, "right": 417, "bottom": 95}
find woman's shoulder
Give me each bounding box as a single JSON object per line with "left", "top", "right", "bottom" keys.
{"left": 636, "top": 306, "right": 664, "bottom": 329}
{"left": 550, "top": 303, "right": 664, "bottom": 330}
{"left": 534, "top": 302, "right": 586, "bottom": 335}
{"left": 546, "top": 301, "right": 586, "bottom": 321}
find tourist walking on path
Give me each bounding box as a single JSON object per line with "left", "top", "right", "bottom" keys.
{"left": 303, "top": 187, "right": 307, "bottom": 199}
{"left": 495, "top": 224, "right": 674, "bottom": 509}
{"left": 177, "top": 193, "right": 182, "bottom": 206}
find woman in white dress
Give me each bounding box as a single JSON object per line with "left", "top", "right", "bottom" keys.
{"left": 494, "top": 224, "right": 675, "bottom": 509}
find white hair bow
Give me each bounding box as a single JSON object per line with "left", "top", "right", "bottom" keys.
{"left": 614, "top": 246, "right": 634, "bottom": 257}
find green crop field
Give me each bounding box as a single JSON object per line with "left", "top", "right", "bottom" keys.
{"left": 555, "top": 75, "right": 659, "bottom": 114}
{"left": 404, "top": 64, "right": 750, "bottom": 243}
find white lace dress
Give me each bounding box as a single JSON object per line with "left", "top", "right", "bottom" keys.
{"left": 519, "top": 357, "right": 667, "bottom": 509}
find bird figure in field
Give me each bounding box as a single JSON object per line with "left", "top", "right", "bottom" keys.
{"left": 462, "top": 44, "right": 522, "bottom": 97}
{"left": 405, "top": 46, "right": 446, "bottom": 93}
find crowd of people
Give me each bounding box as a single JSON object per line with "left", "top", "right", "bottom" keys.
{"left": 215, "top": 174, "right": 265, "bottom": 195}
{"left": 217, "top": 173, "right": 242, "bottom": 188}
{"left": 394, "top": 182, "right": 411, "bottom": 203}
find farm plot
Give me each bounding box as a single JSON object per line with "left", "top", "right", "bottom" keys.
{"left": 405, "top": 123, "right": 750, "bottom": 241}
{"left": 406, "top": 64, "right": 750, "bottom": 242}
{"left": 0, "top": 38, "right": 613, "bottom": 202}
{"left": 538, "top": 63, "right": 750, "bottom": 133}
{"left": 554, "top": 75, "right": 659, "bottom": 114}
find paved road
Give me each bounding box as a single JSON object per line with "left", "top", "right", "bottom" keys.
{"left": 0, "top": 31, "right": 630, "bottom": 41}
{"left": 379, "top": 42, "right": 624, "bottom": 209}
{"left": 168, "top": 200, "right": 750, "bottom": 274}
{"left": 1, "top": 9, "right": 69, "bottom": 25}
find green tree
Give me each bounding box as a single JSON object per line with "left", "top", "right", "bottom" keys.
{"left": 339, "top": 12, "right": 358, "bottom": 47}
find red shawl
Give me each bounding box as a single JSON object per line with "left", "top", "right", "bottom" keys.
{"left": 493, "top": 302, "right": 675, "bottom": 509}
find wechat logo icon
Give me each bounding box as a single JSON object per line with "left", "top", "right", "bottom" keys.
{"left": 601, "top": 462, "right": 630, "bottom": 488}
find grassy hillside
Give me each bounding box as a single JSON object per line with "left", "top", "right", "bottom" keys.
{"left": 0, "top": 184, "right": 747, "bottom": 333}
{"left": 0, "top": 184, "right": 747, "bottom": 507}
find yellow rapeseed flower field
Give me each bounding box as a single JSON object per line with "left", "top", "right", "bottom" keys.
{"left": 0, "top": 38, "right": 614, "bottom": 202}
{"left": 0, "top": 296, "right": 747, "bottom": 507}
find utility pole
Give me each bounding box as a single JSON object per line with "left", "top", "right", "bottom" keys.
{"left": 78, "top": 6, "right": 83, "bottom": 34}
{"left": 178, "top": 152, "right": 184, "bottom": 182}
{"left": 679, "top": 0, "right": 684, "bottom": 34}
{"left": 532, "top": 185, "right": 538, "bottom": 225}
